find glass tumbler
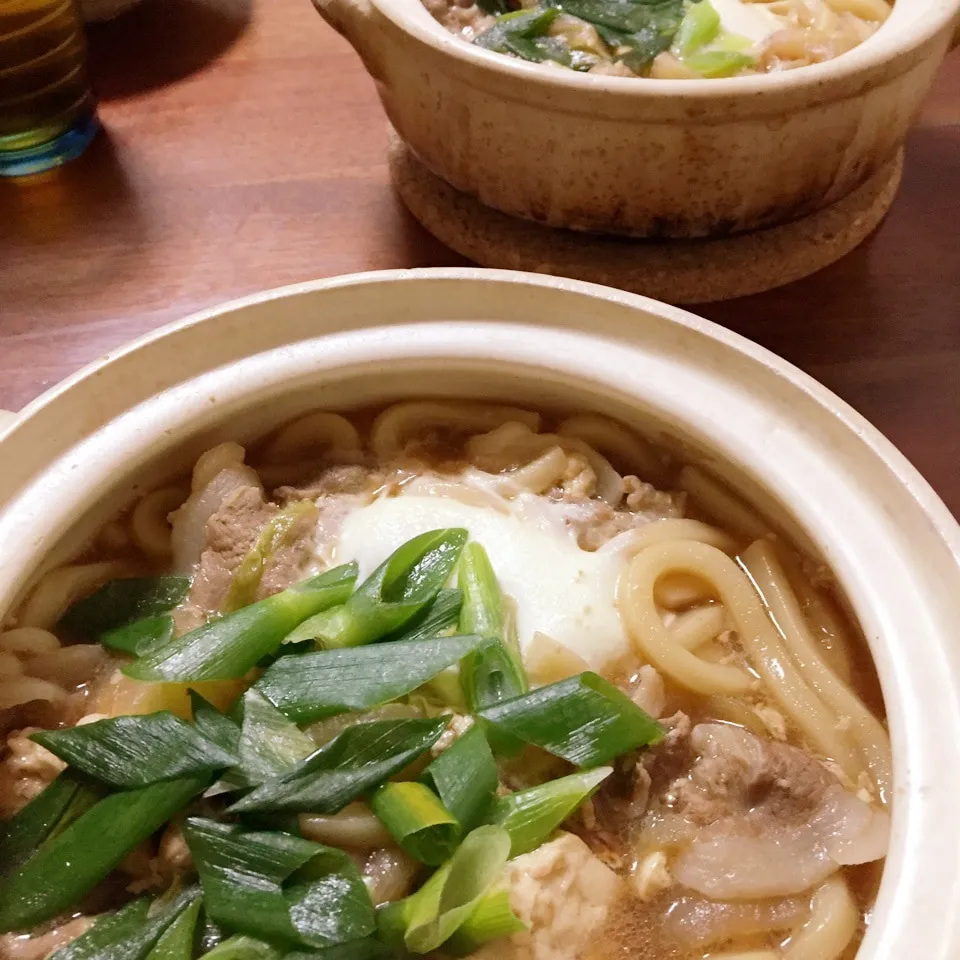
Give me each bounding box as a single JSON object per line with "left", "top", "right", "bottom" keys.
{"left": 0, "top": 0, "right": 98, "bottom": 177}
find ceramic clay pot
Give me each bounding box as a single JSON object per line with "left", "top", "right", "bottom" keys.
{"left": 311, "top": 0, "right": 960, "bottom": 237}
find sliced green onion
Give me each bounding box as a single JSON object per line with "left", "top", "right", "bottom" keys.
{"left": 485, "top": 766, "right": 612, "bottom": 856}
{"left": 184, "top": 818, "right": 374, "bottom": 948}
{"left": 32, "top": 713, "right": 236, "bottom": 788}
{"left": 285, "top": 942, "right": 394, "bottom": 960}
{"left": 58, "top": 576, "right": 191, "bottom": 640}
{"left": 371, "top": 782, "right": 459, "bottom": 865}
{"left": 254, "top": 635, "right": 485, "bottom": 724}
{"left": 380, "top": 588, "right": 463, "bottom": 644}
{"left": 199, "top": 937, "right": 284, "bottom": 960}
{"left": 101, "top": 614, "right": 176, "bottom": 657}
{"left": 682, "top": 49, "right": 754, "bottom": 76}
{"left": 377, "top": 825, "right": 511, "bottom": 954}
{"left": 671, "top": 0, "right": 720, "bottom": 56}
{"left": 457, "top": 544, "right": 527, "bottom": 714}
{"left": 443, "top": 887, "right": 525, "bottom": 955}
{"left": 49, "top": 886, "right": 202, "bottom": 960}
{"left": 478, "top": 672, "right": 662, "bottom": 767}
{"left": 229, "top": 718, "right": 448, "bottom": 815}
{"left": 238, "top": 689, "right": 316, "bottom": 783}
{"left": 146, "top": 899, "right": 203, "bottom": 960}
{"left": 124, "top": 563, "right": 358, "bottom": 682}
{"left": 190, "top": 691, "right": 243, "bottom": 757}
{"left": 0, "top": 774, "right": 210, "bottom": 932}
{"left": 286, "top": 530, "right": 468, "bottom": 649}
{"left": 421, "top": 724, "right": 497, "bottom": 834}
{"left": 225, "top": 502, "right": 320, "bottom": 613}
{"left": 0, "top": 771, "right": 105, "bottom": 877}
{"left": 49, "top": 899, "right": 150, "bottom": 960}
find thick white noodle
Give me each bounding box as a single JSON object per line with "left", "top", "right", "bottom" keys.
{"left": 370, "top": 402, "right": 541, "bottom": 460}
{"left": 678, "top": 466, "right": 769, "bottom": 542}
{"left": 621, "top": 540, "right": 862, "bottom": 778}
{"left": 742, "top": 540, "right": 892, "bottom": 799}
{"left": 783, "top": 875, "right": 859, "bottom": 960}
{"left": 261, "top": 412, "right": 363, "bottom": 464}
{"left": 16, "top": 561, "right": 131, "bottom": 631}
{"left": 130, "top": 487, "right": 188, "bottom": 558}
{"left": 556, "top": 413, "right": 664, "bottom": 482}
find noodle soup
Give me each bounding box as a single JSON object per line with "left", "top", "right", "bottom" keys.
{"left": 0, "top": 402, "right": 890, "bottom": 960}
{"left": 426, "top": 0, "right": 893, "bottom": 79}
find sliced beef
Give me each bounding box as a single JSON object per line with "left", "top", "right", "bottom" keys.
{"left": 637, "top": 723, "right": 890, "bottom": 900}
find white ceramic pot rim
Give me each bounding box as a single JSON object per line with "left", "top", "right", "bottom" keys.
{"left": 1, "top": 269, "right": 960, "bottom": 959}
{"left": 365, "top": 0, "right": 959, "bottom": 98}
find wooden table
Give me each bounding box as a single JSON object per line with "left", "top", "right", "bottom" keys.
{"left": 1, "top": 0, "right": 958, "bottom": 516}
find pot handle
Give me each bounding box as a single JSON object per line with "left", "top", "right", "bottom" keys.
{"left": 311, "top": 0, "right": 387, "bottom": 82}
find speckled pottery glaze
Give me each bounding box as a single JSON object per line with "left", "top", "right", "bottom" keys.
{"left": 2, "top": 271, "right": 960, "bottom": 960}
{"left": 313, "top": 0, "right": 960, "bottom": 237}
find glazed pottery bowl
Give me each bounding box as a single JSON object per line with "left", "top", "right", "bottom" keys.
{"left": 1, "top": 269, "right": 960, "bottom": 957}
{"left": 312, "top": 0, "right": 960, "bottom": 237}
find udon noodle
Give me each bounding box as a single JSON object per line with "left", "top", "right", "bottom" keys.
{"left": 0, "top": 401, "right": 891, "bottom": 960}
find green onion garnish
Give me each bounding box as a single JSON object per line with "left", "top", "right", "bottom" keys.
{"left": 682, "top": 49, "right": 754, "bottom": 76}
{"left": 443, "top": 887, "right": 526, "bottom": 955}
{"left": 228, "top": 718, "right": 449, "bottom": 815}
{"left": 254, "top": 635, "right": 486, "bottom": 724}
{"left": 237, "top": 689, "right": 316, "bottom": 783}
{"left": 198, "top": 937, "right": 283, "bottom": 960}
{"left": 371, "top": 781, "right": 459, "bottom": 865}
{"left": 421, "top": 724, "right": 497, "bottom": 834}
{"left": 485, "top": 766, "right": 612, "bottom": 856}
{"left": 58, "top": 576, "right": 190, "bottom": 640}
{"left": 457, "top": 543, "right": 527, "bottom": 713}
{"left": 190, "top": 691, "right": 243, "bottom": 757}
{"left": 101, "top": 614, "right": 176, "bottom": 657}
{"left": 224, "top": 502, "right": 319, "bottom": 613}
{"left": 377, "top": 825, "right": 512, "bottom": 954}
{"left": 671, "top": 0, "right": 720, "bottom": 56}
{"left": 478, "top": 672, "right": 663, "bottom": 767}
{"left": 146, "top": 898, "right": 203, "bottom": 960}
{"left": 379, "top": 588, "right": 464, "bottom": 644}
{"left": 32, "top": 713, "right": 236, "bottom": 788}
{"left": 0, "top": 774, "right": 210, "bottom": 933}
{"left": 0, "top": 771, "right": 104, "bottom": 877}
{"left": 124, "top": 563, "right": 358, "bottom": 682}
{"left": 184, "top": 818, "right": 374, "bottom": 949}
{"left": 285, "top": 530, "right": 468, "bottom": 649}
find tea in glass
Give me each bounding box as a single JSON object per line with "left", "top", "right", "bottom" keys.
{"left": 0, "top": 0, "right": 98, "bottom": 177}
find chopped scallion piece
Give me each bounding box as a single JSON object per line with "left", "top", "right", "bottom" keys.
{"left": 377, "top": 825, "right": 512, "bottom": 955}
{"left": 286, "top": 530, "right": 468, "bottom": 649}
{"left": 484, "top": 766, "right": 612, "bottom": 855}
{"left": 380, "top": 588, "right": 463, "bottom": 644}
{"left": 184, "top": 818, "right": 374, "bottom": 949}
{"left": 457, "top": 543, "right": 527, "bottom": 715}
{"left": 146, "top": 899, "right": 203, "bottom": 960}
{"left": 228, "top": 718, "right": 449, "bottom": 815}
{"left": 124, "top": 563, "right": 358, "bottom": 682}
{"left": 225, "top": 502, "right": 320, "bottom": 613}
{"left": 237, "top": 689, "right": 316, "bottom": 783}
{"left": 101, "top": 614, "right": 176, "bottom": 657}
{"left": 682, "top": 49, "right": 754, "bottom": 76}
{"left": 32, "top": 713, "right": 236, "bottom": 788}
{"left": 0, "top": 771, "right": 104, "bottom": 878}
{"left": 443, "top": 887, "right": 526, "bottom": 955}
{"left": 421, "top": 724, "right": 497, "bottom": 834}
{"left": 190, "top": 691, "right": 243, "bottom": 757}
{"left": 254, "top": 635, "right": 485, "bottom": 724}
{"left": 671, "top": 0, "right": 720, "bottom": 56}
{"left": 478, "top": 672, "right": 662, "bottom": 767}
{"left": 371, "top": 781, "right": 459, "bottom": 865}
{"left": 58, "top": 576, "right": 191, "bottom": 640}
{"left": 199, "top": 937, "right": 284, "bottom": 960}
{"left": 0, "top": 774, "right": 210, "bottom": 932}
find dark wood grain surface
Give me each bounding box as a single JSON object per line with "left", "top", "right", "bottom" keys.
{"left": 1, "top": 0, "right": 958, "bottom": 516}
